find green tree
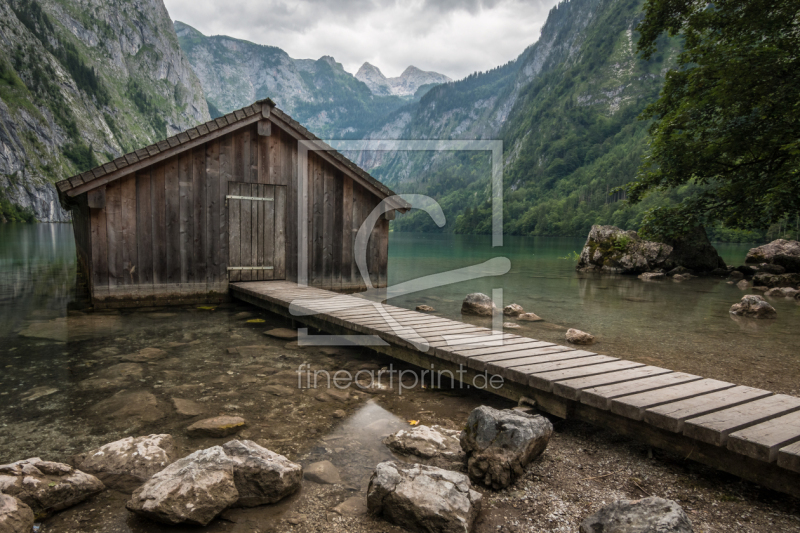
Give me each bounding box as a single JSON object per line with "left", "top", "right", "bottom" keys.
{"left": 625, "top": 0, "right": 800, "bottom": 240}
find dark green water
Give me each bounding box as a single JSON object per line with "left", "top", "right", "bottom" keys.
{"left": 387, "top": 233, "right": 800, "bottom": 396}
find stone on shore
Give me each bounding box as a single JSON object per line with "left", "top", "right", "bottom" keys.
{"left": 0, "top": 494, "right": 35, "bottom": 533}
{"left": 666, "top": 266, "right": 693, "bottom": 277}
{"left": 757, "top": 263, "right": 786, "bottom": 275}
{"left": 728, "top": 270, "right": 745, "bottom": 280}
{"left": 121, "top": 347, "right": 167, "bottom": 362}
{"left": 638, "top": 272, "right": 665, "bottom": 281}
{"left": 503, "top": 304, "right": 524, "bottom": 317}
{"left": 579, "top": 497, "right": 694, "bottom": 533}
{"left": 566, "top": 328, "right": 595, "bottom": 345}
{"left": 729, "top": 295, "right": 777, "bottom": 319}
{"left": 304, "top": 460, "right": 341, "bottom": 484}
{"left": 384, "top": 425, "right": 464, "bottom": 468}
{"left": 764, "top": 287, "right": 786, "bottom": 297}
{"left": 416, "top": 305, "right": 436, "bottom": 312}
{"left": 745, "top": 239, "right": 800, "bottom": 273}
{"left": 460, "top": 406, "right": 553, "bottom": 490}
{"left": 187, "top": 416, "right": 247, "bottom": 438}
{"left": 172, "top": 398, "right": 206, "bottom": 417}
{"left": 367, "top": 461, "right": 481, "bottom": 533}
{"left": 518, "top": 312, "right": 543, "bottom": 322}
{"left": 0, "top": 458, "right": 105, "bottom": 517}
{"left": 71, "top": 434, "right": 177, "bottom": 492}
{"left": 222, "top": 440, "right": 303, "bottom": 507}
{"left": 126, "top": 447, "right": 238, "bottom": 526}
{"left": 461, "top": 293, "right": 496, "bottom": 316}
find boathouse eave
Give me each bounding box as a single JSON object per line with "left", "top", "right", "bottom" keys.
{"left": 55, "top": 99, "right": 410, "bottom": 213}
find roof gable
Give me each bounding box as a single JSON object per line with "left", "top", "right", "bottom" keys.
{"left": 56, "top": 99, "right": 406, "bottom": 210}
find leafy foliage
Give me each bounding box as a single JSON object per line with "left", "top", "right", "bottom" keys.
{"left": 626, "top": 0, "right": 800, "bottom": 237}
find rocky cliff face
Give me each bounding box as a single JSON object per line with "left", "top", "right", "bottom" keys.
{"left": 175, "top": 22, "right": 450, "bottom": 139}
{"left": 0, "top": 0, "right": 209, "bottom": 222}
{"left": 355, "top": 63, "right": 451, "bottom": 97}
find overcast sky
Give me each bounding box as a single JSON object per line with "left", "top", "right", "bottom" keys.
{"left": 163, "top": 0, "right": 559, "bottom": 80}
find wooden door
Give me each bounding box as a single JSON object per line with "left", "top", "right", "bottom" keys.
{"left": 227, "top": 182, "right": 286, "bottom": 282}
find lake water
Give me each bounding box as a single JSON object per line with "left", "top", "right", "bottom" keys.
{"left": 1, "top": 223, "right": 799, "bottom": 531}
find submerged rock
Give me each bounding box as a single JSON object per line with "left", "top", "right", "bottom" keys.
{"left": 638, "top": 272, "right": 665, "bottom": 281}
{"left": 672, "top": 273, "right": 693, "bottom": 282}
{"left": 126, "top": 447, "right": 238, "bottom": 526}
{"left": 121, "top": 347, "right": 167, "bottom": 363}
{"left": 736, "top": 279, "right": 751, "bottom": 290}
{"left": 71, "top": 435, "right": 177, "bottom": 492}
{"left": 264, "top": 328, "right": 298, "bottom": 340}
{"left": 304, "top": 460, "right": 341, "bottom": 485}
{"left": 0, "top": 494, "right": 34, "bottom": 533}
{"left": 460, "top": 406, "right": 553, "bottom": 490}
{"left": 78, "top": 363, "right": 144, "bottom": 391}
{"left": 503, "top": 322, "right": 521, "bottom": 329}
{"left": 186, "top": 416, "right": 247, "bottom": 438}
{"left": 729, "top": 295, "right": 777, "bottom": 319}
{"left": 566, "top": 328, "right": 595, "bottom": 345}
{"left": 753, "top": 272, "right": 800, "bottom": 288}
{"left": 171, "top": 398, "right": 206, "bottom": 417}
{"left": 503, "top": 304, "right": 524, "bottom": 317}
{"left": 416, "top": 305, "right": 436, "bottom": 312}
{"left": 384, "top": 425, "right": 464, "bottom": 468}
{"left": 222, "top": 440, "right": 302, "bottom": 507}
{"left": 0, "top": 458, "right": 105, "bottom": 517}
{"left": 580, "top": 497, "right": 694, "bottom": 533}
{"left": 728, "top": 270, "right": 745, "bottom": 281}
{"left": 517, "top": 312, "right": 543, "bottom": 322}
{"left": 368, "top": 461, "right": 481, "bottom": 533}
{"left": 91, "top": 390, "right": 166, "bottom": 425}
{"left": 666, "top": 266, "right": 693, "bottom": 277}
{"left": 746, "top": 239, "right": 800, "bottom": 273}
{"left": 461, "top": 293, "right": 496, "bottom": 316}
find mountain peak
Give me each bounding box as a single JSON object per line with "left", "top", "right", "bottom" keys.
{"left": 356, "top": 63, "right": 451, "bottom": 97}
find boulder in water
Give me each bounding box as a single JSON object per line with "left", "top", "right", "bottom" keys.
{"left": 503, "top": 304, "right": 524, "bottom": 317}
{"left": 746, "top": 239, "right": 800, "bottom": 272}
{"left": 566, "top": 328, "right": 595, "bottom": 345}
{"left": 461, "top": 293, "right": 496, "bottom": 316}
{"left": 730, "top": 295, "right": 777, "bottom": 319}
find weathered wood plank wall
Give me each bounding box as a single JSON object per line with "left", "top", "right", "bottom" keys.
{"left": 81, "top": 122, "right": 388, "bottom": 307}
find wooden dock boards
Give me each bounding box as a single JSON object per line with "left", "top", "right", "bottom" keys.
{"left": 683, "top": 394, "right": 800, "bottom": 446}
{"left": 229, "top": 280, "right": 800, "bottom": 496}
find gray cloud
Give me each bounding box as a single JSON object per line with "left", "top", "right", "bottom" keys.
{"left": 164, "top": 0, "right": 558, "bottom": 79}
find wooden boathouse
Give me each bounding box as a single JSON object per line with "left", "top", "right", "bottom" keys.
{"left": 56, "top": 99, "right": 407, "bottom": 308}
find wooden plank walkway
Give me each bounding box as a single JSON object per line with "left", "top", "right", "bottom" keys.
{"left": 230, "top": 280, "right": 800, "bottom": 498}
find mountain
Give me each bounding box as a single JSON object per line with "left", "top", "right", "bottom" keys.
{"left": 356, "top": 0, "right": 682, "bottom": 238}
{"left": 0, "top": 0, "right": 209, "bottom": 222}
{"left": 355, "top": 63, "right": 451, "bottom": 98}
{"left": 176, "top": 22, "right": 409, "bottom": 139}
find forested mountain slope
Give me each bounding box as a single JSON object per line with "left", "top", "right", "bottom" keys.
{"left": 362, "top": 0, "right": 691, "bottom": 239}
{"left": 0, "top": 0, "right": 209, "bottom": 222}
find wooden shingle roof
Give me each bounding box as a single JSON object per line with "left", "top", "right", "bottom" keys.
{"left": 56, "top": 99, "right": 407, "bottom": 210}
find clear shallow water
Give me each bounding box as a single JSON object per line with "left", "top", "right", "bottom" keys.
{"left": 1, "top": 224, "right": 799, "bottom": 530}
